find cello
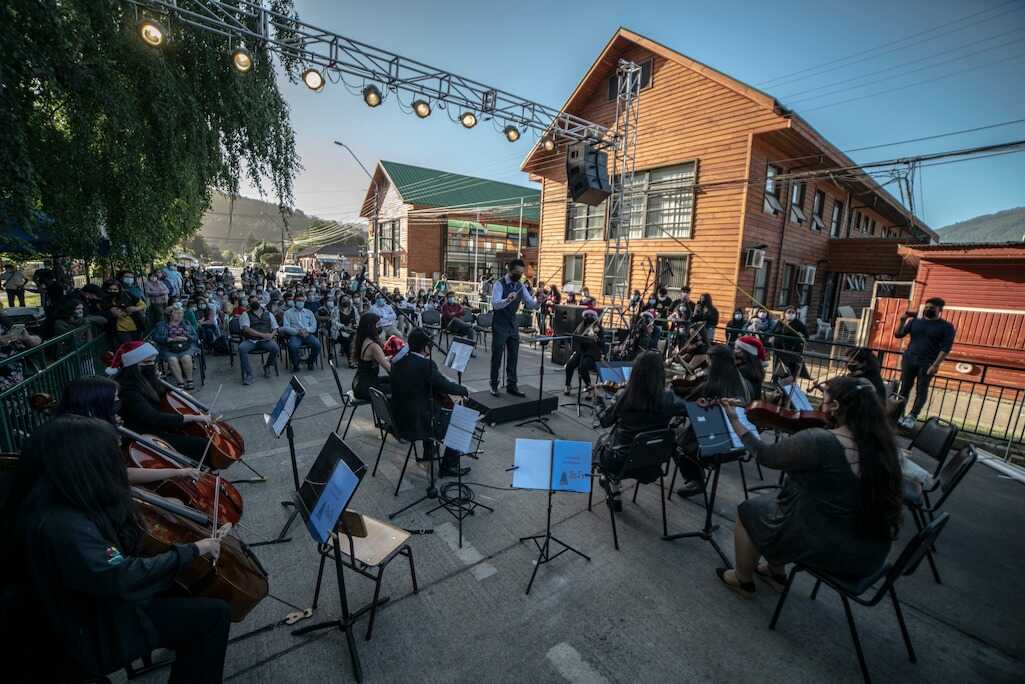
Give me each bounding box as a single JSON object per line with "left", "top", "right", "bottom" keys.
{"left": 158, "top": 382, "right": 246, "bottom": 470}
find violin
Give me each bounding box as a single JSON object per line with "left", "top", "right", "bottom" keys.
{"left": 120, "top": 427, "right": 243, "bottom": 525}
{"left": 132, "top": 487, "right": 268, "bottom": 622}
{"left": 158, "top": 382, "right": 245, "bottom": 470}
{"left": 736, "top": 400, "right": 833, "bottom": 433}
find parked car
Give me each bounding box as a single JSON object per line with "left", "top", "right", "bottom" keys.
{"left": 277, "top": 264, "right": 306, "bottom": 286}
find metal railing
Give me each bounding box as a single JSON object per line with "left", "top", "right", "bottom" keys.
{"left": 0, "top": 326, "right": 109, "bottom": 453}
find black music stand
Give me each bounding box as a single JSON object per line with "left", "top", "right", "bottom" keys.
{"left": 290, "top": 433, "right": 384, "bottom": 683}
{"left": 661, "top": 402, "right": 746, "bottom": 567}
{"left": 560, "top": 334, "right": 599, "bottom": 417}
{"left": 516, "top": 335, "right": 569, "bottom": 435}
{"left": 251, "top": 377, "right": 306, "bottom": 548}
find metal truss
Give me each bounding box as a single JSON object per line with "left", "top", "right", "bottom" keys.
{"left": 125, "top": 0, "right": 610, "bottom": 144}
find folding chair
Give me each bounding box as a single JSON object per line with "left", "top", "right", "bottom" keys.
{"left": 420, "top": 308, "right": 444, "bottom": 346}
{"left": 587, "top": 429, "right": 673, "bottom": 550}
{"left": 904, "top": 445, "right": 977, "bottom": 584}
{"left": 367, "top": 387, "right": 420, "bottom": 496}
{"left": 474, "top": 310, "right": 493, "bottom": 351}
{"left": 770, "top": 513, "right": 951, "bottom": 684}
{"left": 907, "top": 417, "right": 958, "bottom": 478}
{"left": 329, "top": 360, "right": 367, "bottom": 439}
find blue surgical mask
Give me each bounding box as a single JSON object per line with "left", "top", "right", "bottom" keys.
{"left": 294, "top": 300, "right": 305, "bottom": 309}
{"left": 376, "top": 298, "right": 385, "bottom": 306}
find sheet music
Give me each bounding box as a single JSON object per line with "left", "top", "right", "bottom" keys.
{"left": 443, "top": 404, "right": 480, "bottom": 454}
{"left": 722, "top": 407, "right": 758, "bottom": 450}
{"left": 552, "top": 441, "right": 592, "bottom": 493}
{"left": 782, "top": 383, "right": 813, "bottom": 411}
{"left": 512, "top": 439, "right": 553, "bottom": 490}
{"left": 444, "top": 339, "right": 473, "bottom": 373}
{"left": 266, "top": 388, "right": 297, "bottom": 437}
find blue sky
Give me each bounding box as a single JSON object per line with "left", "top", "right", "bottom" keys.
{"left": 239, "top": 0, "right": 1025, "bottom": 230}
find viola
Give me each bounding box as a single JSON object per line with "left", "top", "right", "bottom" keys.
{"left": 741, "top": 401, "right": 833, "bottom": 433}
{"left": 132, "top": 487, "right": 268, "bottom": 622}
{"left": 668, "top": 373, "right": 705, "bottom": 397}
{"left": 158, "top": 383, "right": 245, "bottom": 470}
{"left": 120, "top": 427, "right": 243, "bottom": 525}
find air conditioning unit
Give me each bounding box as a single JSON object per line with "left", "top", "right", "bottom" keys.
{"left": 744, "top": 248, "right": 766, "bottom": 269}
{"left": 798, "top": 265, "right": 817, "bottom": 285}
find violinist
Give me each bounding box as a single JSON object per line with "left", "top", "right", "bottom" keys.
{"left": 109, "top": 341, "right": 213, "bottom": 462}
{"left": 15, "top": 416, "right": 228, "bottom": 682}
{"left": 389, "top": 328, "right": 471, "bottom": 478}
{"left": 692, "top": 293, "right": 719, "bottom": 345}
{"left": 715, "top": 377, "right": 902, "bottom": 599}
{"left": 772, "top": 306, "right": 808, "bottom": 380}
{"left": 563, "top": 308, "right": 603, "bottom": 398}
{"left": 352, "top": 312, "right": 391, "bottom": 400}
{"left": 734, "top": 335, "right": 767, "bottom": 399}
{"left": 845, "top": 347, "right": 887, "bottom": 401}
{"left": 616, "top": 310, "right": 657, "bottom": 361}
{"left": 654, "top": 286, "right": 678, "bottom": 320}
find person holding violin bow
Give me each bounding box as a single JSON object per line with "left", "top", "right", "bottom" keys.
{"left": 390, "top": 328, "right": 471, "bottom": 478}
{"left": 563, "top": 308, "right": 603, "bottom": 400}
{"left": 14, "top": 416, "right": 229, "bottom": 683}
{"left": 108, "top": 341, "right": 214, "bottom": 462}
{"left": 770, "top": 306, "right": 809, "bottom": 381}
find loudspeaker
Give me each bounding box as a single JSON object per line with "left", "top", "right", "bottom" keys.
{"left": 566, "top": 142, "right": 612, "bottom": 206}
{"left": 550, "top": 339, "right": 573, "bottom": 366}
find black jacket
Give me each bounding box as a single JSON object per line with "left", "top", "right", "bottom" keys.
{"left": 17, "top": 481, "right": 197, "bottom": 675}
{"left": 390, "top": 353, "right": 467, "bottom": 441}
{"left": 118, "top": 379, "right": 184, "bottom": 434}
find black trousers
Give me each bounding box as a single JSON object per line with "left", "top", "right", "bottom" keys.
{"left": 899, "top": 356, "right": 934, "bottom": 417}
{"left": 143, "top": 597, "right": 230, "bottom": 684}
{"left": 490, "top": 327, "right": 519, "bottom": 388}
{"left": 671, "top": 451, "right": 704, "bottom": 484}
{"left": 565, "top": 353, "right": 597, "bottom": 388}
{"left": 6, "top": 289, "right": 26, "bottom": 307}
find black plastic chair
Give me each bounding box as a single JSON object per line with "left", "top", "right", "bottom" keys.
{"left": 228, "top": 317, "right": 279, "bottom": 381}
{"left": 769, "top": 513, "right": 951, "bottom": 684}
{"left": 329, "top": 360, "right": 367, "bottom": 439}
{"left": 367, "top": 387, "right": 419, "bottom": 496}
{"left": 587, "top": 429, "right": 673, "bottom": 550}
{"left": 907, "top": 417, "right": 958, "bottom": 477}
{"left": 475, "top": 310, "right": 493, "bottom": 351}
{"left": 905, "top": 445, "right": 977, "bottom": 584}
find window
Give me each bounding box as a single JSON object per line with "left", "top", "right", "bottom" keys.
{"left": 850, "top": 210, "right": 860, "bottom": 237}
{"left": 607, "top": 58, "right": 653, "bottom": 100}
{"left": 777, "top": 263, "right": 796, "bottom": 306}
{"left": 789, "top": 182, "right": 806, "bottom": 224}
{"left": 763, "top": 165, "right": 783, "bottom": 214}
{"left": 869, "top": 218, "right": 877, "bottom": 236}
{"left": 753, "top": 260, "right": 771, "bottom": 306}
{"left": 565, "top": 200, "right": 606, "bottom": 241}
{"left": 656, "top": 255, "right": 690, "bottom": 294}
{"left": 830, "top": 200, "right": 844, "bottom": 238}
{"left": 843, "top": 274, "right": 868, "bottom": 291}
{"left": 378, "top": 220, "right": 399, "bottom": 251}
{"left": 811, "top": 190, "right": 826, "bottom": 231}
{"left": 611, "top": 162, "right": 697, "bottom": 239}
{"left": 563, "top": 254, "right": 584, "bottom": 290}
{"left": 602, "top": 253, "right": 630, "bottom": 297}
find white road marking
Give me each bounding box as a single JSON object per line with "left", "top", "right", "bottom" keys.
{"left": 376, "top": 461, "right": 415, "bottom": 494}
{"left": 319, "top": 393, "right": 339, "bottom": 408}
{"left": 244, "top": 438, "right": 323, "bottom": 460}
{"left": 546, "top": 643, "right": 609, "bottom": 684}
{"left": 434, "top": 522, "right": 496, "bottom": 580}
{"left": 303, "top": 375, "right": 320, "bottom": 385}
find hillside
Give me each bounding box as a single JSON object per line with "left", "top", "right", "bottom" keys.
{"left": 937, "top": 206, "right": 1025, "bottom": 244}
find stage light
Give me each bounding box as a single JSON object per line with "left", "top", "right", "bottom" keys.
{"left": 412, "top": 99, "right": 431, "bottom": 118}
{"left": 363, "top": 85, "right": 382, "bottom": 107}
{"left": 302, "top": 68, "right": 325, "bottom": 92}
{"left": 459, "top": 111, "right": 478, "bottom": 129}
{"left": 503, "top": 125, "right": 521, "bottom": 142}
{"left": 137, "top": 18, "right": 167, "bottom": 47}
{"left": 231, "top": 47, "right": 253, "bottom": 73}
{"left": 540, "top": 135, "right": 556, "bottom": 152}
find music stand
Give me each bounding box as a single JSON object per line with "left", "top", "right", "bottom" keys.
{"left": 661, "top": 401, "right": 749, "bottom": 566}
{"left": 290, "top": 433, "right": 384, "bottom": 683}
{"left": 250, "top": 376, "right": 306, "bottom": 548}
{"left": 560, "top": 335, "right": 600, "bottom": 417}
{"left": 516, "top": 334, "right": 570, "bottom": 435}
{"left": 514, "top": 438, "right": 592, "bottom": 594}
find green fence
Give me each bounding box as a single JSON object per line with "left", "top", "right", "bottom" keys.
{"left": 0, "top": 326, "right": 109, "bottom": 453}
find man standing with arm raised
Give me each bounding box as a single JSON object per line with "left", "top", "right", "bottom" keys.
{"left": 893, "top": 297, "right": 956, "bottom": 429}
{"left": 489, "top": 259, "right": 537, "bottom": 398}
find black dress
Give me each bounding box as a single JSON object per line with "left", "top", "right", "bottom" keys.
{"left": 118, "top": 380, "right": 208, "bottom": 461}
{"left": 351, "top": 341, "right": 390, "bottom": 400}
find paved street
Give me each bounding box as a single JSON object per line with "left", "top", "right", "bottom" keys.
{"left": 128, "top": 341, "right": 1025, "bottom": 684}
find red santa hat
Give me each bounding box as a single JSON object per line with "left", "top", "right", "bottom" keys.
{"left": 106, "top": 341, "right": 158, "bottom": 376}
{"left": 736, "top": 335, "right": 767, "bottom": 362}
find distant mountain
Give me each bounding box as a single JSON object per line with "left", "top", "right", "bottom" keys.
{"left": 199, "top": 191, "right": 365, "bottom": 254}
{"left": 937, "top": 206, "right": 1025, "bottom": 244}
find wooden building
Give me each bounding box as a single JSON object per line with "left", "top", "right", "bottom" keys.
{"left": 295, "top": 242, "right": 364, "bottom": 274}
{"left": 359, "top": 161, "right": 539, "bottom": 291}
{"left": 522, "top": 28, "right": 936, "bottom": 326}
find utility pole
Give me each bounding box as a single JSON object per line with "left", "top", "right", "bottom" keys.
{"left": 335, "top": 141, "right": 378, "bottom": 280}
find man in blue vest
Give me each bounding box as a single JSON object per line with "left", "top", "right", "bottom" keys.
{"left": 489, "top": 259, "right": 537, "bottom": 397}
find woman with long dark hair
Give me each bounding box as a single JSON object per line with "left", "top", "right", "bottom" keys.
{"left": 716, "top": 375, "right": 903, "bottom": 598}
{"left": 563, "top": 308, "right": 603, "bottom": 398}
{"left": 352, "top": 312, "right": 391, "bottom": 400}
{"left": 846, "top": 346, "right": 887, "bottom": 401}
{"left": 15, "top": 416, "right": 228, "bottom": 682}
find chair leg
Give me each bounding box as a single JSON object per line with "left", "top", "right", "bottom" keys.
{"left": 335, "top": 403, "right": 348, "bottom": 434}
{"left": 738, "top": 460, "right": 749, "bottom": 501}
{"left": 401, "top": 545, "right": 419, "bottom": 593}
{"left": 365, "top": 570, "right": 384, "bottom": 641}
{"left": 342, "top": 405, "right": 358, "bottom": 439}
{"left": 769, "top": 566, "right": 799, "bottom": 630}
{"left": 755, "top": 460, "right": 765, "bottom": 481}
{"left": 913, "top": 509, "right": 943, "bottom": 584}
{"left": 889, "top": 587, "right": 916, "bottom": 663}
{"left": 587, "top": 470, "right": 595, "bottom": 511}
{"left": 810, "top": 578, "right": 822, "bottom": 601}
{"left": 667, "top": 462, "right": 678, "bottom": 500}
{"left": 372, "top": 430, "right": 387, "bottom": 477}
{"left": 659, "top": 474, "right": 668, "bottom": 536}
{"left": 840, "top": 594, "right": 872, "bottom": 684}
{"left": 395, "top": 442, "right": 415, "bottom": 497}
{"left": 605, "top": 482, "right": 620, "bottom": 551}
{"left": 631, "top": 481, "right": 640, "bottom": 503}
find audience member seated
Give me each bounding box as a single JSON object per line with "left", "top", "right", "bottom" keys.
{"left": 281, "top": 294, "right": 321, "bottom": 371}
{"left": 152, "top": 306, "right": 199, "bottom": 390}
{"left": 237, "top": 298, "right": 280, "bottom": 386}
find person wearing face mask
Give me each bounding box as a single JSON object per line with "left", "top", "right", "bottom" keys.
{"left": 196, "top": 297, "right": 222, "bottom": 351}
{"left": 746, "top": 307, "right": 776, "bottom": 340}
{"left": 654, "top": 286, "right": 678, "bottom": 320}
{"left": 441, "top": 293, "right": 474, "bottom": 341}
{"left": 692, "top": 293, "right": 719, "bottom": 345}
{"left": 161, "top": 262, "right": 182, "bottom": 298}
{"left": 725, "top": 308, "right": 746, "bottom": 346}
{"left": 143, "top": 271, "right": 170, "bottom": 327}
{"left": 734, "top": 335, "right": 767, "bottom": 399}
{"left": 103, "top": 281, "right": 147, "bottom": 345}
{"left": 370, "top": 293, "right": 401, "bottom": 339}
{"left": 335, "top": 297, "right": 357, "bottom": 367}
{"left": 152, "top": 305, "right": 199, "bottom": 390}
{"left": 281, "top": 295, "right": 321, "bottom": 371}
{"left": 255, "top": 286, "right": 270, "bottom": 307}
{"left": 118, "top": 271, "right": 144, "bottom": 301}
{"left": 237, "top": 298, "right": 280, "bottom": 385}
{"left": 893, "top": 297, "right": 956, "bottom": 429}
{"left": 182, "top": 298, "right": 200, "bottom": 330}
{"left": 489, "top": 259, "right": 537, "bottom": 397}
{"left": 772, "top": 306, "right": 808, "bottom": 380}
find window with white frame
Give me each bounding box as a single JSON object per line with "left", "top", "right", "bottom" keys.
{"left": 830, "top": 200, "right": 845, "bottom": 238}
{"left": 565, "top": 200, "right": 606, "bottom": 241}
{"left": 610, "top": 162, "right": 697, "bottom": 240}
{"left": 789, "top": 182, "right": 806, "bottom": 224}
{"left": 602, "top": 253, "right": 630, "bottom": 297}
{"left": 563, "top": 254, "right": 584, "bottom": 291}
{"left": 656, "top": 255, "right": 690, "bottom": 293}
{"left": 764, "top": 165, "right": 783, "bottom": 214}
{"left": 811, "top": 190, "right": 826, "bottom": 231}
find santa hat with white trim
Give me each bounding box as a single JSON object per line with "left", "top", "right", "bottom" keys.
{"left": 106, "top": 341, "right": 158, "bottom": 376}
{"left": 736, "top": 335, "right": 767, "bottom": 363}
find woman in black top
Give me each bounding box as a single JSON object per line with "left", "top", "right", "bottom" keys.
{"left": 15, "top": 416, "right": 227, "bottom": 682}
{"left": 734, "top": 336, "right": 767, "bottom": 400}
{"left": 846, "top": 346, "right": 887, "bottom": 401}
{"left": 563, "top": 309, "right": 603, "bottom": 397}
{"left": 692, "top": 293, "right": 719, "bottom": 345}
{"left": 772, "top": 306, "right": 809, "bottom": 380}
{"left": 336, "top": 295, "right": 358, "bottom": 367}
{"left": 352, "top": 312, "right": 391, "bottom": 400}
{"left": 596, "top": 351, "right": 688, "bottom": 510}
{"left": 725, "top": 308, "right": 746, "bottom": 346}
{"left": 716, "top": 376, "right": 903, "bottom": 598}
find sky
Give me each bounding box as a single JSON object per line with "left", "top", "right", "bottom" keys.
{"left": 237, "top": 0, "right": 1025, "bottom": 230}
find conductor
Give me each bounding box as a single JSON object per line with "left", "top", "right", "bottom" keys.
{"left": 489, "top": 259, "right": 537, "bottom": 398}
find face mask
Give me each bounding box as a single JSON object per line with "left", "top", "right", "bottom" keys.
{"left": 447, "top": 298, "right": 455, "bottom": 304}
{"left": 188, "top": 305, "right": 197, "bottom": 311}
{"left": 734, "top": 314, "right": 743, "bottom": 320}
{"left": 294, "top": 300, "right": 306, "bottom": 309}
{"left": 757, "top": 312, "right": 767, "bottom": 319}
{"left": 785, "top": 313, "right": 796, "bottom": 321}
{"left": 198, "top": 303, "right": 207, "bottom": 310}
{"left": 923, "top": 308, "right": 938, "bottom": 319}
{"left": 72, "top": 309, "right": 84, "bottom": 319}
{"left": 509, "top": 272, "right": 522, "bottom": 282}
{"left": 648, "top": 299, "right": 656, "bottom": 305}
{"left": 149, "top": 277, "right": 158, "bottom": 282}
{"left": 122, "top": 277, "right": 134, "bottom": 285}
{"left": 327, "top": 302, "right": 336, "bottom": 309}
{"left": 376, "top": 298, "right": 385, "bottom": 306}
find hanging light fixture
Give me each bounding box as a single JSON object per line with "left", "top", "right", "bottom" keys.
{"left": 503, "top": 125, "right": 521, "bottom": 142}
{"left": 302, "top": 68, "right": 325, "bottom": 92}
{"left": 540, "top": 135, "right": 556, "bottom": 152}
{"left": 459, "top": 111, "right": 478, "bottom": 129}
{"left": 137, "top": 18, "right": 167, "bottom": 47}
{"left": 412, "top": 99, "right": 431, "bottom": 118}
{"left": 231, "top": 47, "right": 253, "bottom": 73}
{"left": 362, "top": 85, "right": 383, "bottom": 107}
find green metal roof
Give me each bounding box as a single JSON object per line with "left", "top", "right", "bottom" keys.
{"left": 380, "top": 160, "right": 540, "bottom": 222}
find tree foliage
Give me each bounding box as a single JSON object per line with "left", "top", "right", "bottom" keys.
{"left": 0, "top": 0, "right": 302, "bottom": 269}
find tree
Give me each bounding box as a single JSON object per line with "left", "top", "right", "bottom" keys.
{"left": 0, "top": 0, "right": 302, "bottom": 270}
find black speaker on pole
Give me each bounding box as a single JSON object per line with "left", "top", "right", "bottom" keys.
{"left": 566, "top": 142, "right": 612, "bottom": 206}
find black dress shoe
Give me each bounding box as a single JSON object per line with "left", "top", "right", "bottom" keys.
{"left": 489, "top": 386, "right": 501, "bottom": 397}
{"left": 439, "top": 465, "right": 471, "bottom": 478}
{"left": 676, "top": 480, "right": 703, "bottom": 498}
{"left": 507, "top": 386, "right": 526, "bottom": 398}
